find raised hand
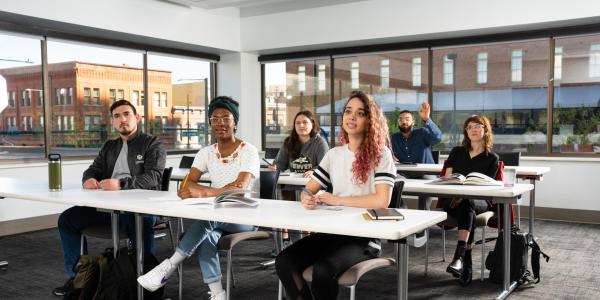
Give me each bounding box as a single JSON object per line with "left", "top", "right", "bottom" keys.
{"left": 419, "top": 102, "right": 431, "bottom": 121}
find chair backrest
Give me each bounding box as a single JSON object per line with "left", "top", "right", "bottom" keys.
{"left": 264, "top": 148, "right": 279, "bottom": 159}
{"left": 161, "top": 167, "right": 173, "bottom": 191}
{"left": 260, "top": 170, "right": 280, "bottom": 199}
{"left": 389, "top": 179, "right": 405, "bottom": 209}
{"left": 179, "top": 156, "right": 195, "bottom": 168}
{"left": 431, "top": 150, "right": 440, "bottom": 164}
{"left": 498, "top": 152, "right": 520, "bottom": 166}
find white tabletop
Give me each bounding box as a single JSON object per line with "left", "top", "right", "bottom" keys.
{"left": 395, "top": 163, "right": 550, "bottom": 177}
{"left": 260, "top": 176, "right": 533, "bottom": 201}
{"left": 0, "top": 177, "right": 446, "bottom": 241}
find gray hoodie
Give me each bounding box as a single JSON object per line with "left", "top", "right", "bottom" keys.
{"left": 273, "top": 135, "right": 329, "bottom": 173}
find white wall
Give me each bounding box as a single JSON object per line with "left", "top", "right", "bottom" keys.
{"left": 1, "top": 0, "right": 241, "bottom": 52}
{"left": 217, "top": 52, "right": 262, "bottom": 147}
{"left": 241, "top": 0, "right": 600, "bottom": 53}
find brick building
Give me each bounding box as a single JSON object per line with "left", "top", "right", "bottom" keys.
{"left": 0, "top": 61, "right": 173, "bottom": 147}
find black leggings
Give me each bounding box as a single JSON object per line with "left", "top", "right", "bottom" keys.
{"left": 443, "top": 199, "right": 489, "bottom": 244}
{"left": 275, "top": 233, "right": 375, "bottom": 300}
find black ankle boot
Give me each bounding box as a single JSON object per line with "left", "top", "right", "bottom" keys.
{"left": 446, "top": 244, "right": 466, "bottom": 278}
{"left": 459, "top": 249, "right": 473, "bottom": 286}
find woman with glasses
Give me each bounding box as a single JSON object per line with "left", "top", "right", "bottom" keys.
{"left": 443, "top": 115, "right": 499, "bottom": 285}
{"left": 138, "top": 96, "right": 260, "bottom": 300}
{"left": 275, "top": 91, "right": 396, "bottom": 300}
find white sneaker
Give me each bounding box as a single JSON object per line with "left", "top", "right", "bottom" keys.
{"left": 137, "top": 259, "right": 175, "bottom": 292}
{"left": 208, "top": 290, "right": 226, "bottom": 300}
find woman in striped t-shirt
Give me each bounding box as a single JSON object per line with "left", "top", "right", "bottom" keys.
{"left": 275, "top": 91, "right": 396, "bottom": 300}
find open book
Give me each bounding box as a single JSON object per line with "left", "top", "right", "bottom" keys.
{"left": 214, "top": 189, "right": 259, "bottom": 207}
{"left": 365, "top": 208, "right": 405, "bottom": 221}
{"left": 427, "top": 172, "right": 503, "bottom": 186}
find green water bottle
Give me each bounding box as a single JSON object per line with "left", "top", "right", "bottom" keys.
{"left": 48, "top": 153, "right": 62, "bottom": 191}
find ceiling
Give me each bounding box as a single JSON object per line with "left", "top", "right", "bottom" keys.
{"left": 156, "top": 0, "right": 370, "bottom": 17}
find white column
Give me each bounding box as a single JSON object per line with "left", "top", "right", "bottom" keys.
{"left": 217, "top": 52, "right": 262, "bottom": 148}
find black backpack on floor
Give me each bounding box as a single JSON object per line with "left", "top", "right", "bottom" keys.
{"left": 65, "top": 247, "right": 163, "bottom": 300}
{"left": 96, "top": 247, "right": 164, "bottom": 300}
{"left": 485, "top": 226, "right": 550, "bottom": 286}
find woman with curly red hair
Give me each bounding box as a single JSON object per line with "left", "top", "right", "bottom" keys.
{"left": 275, "top": 91, "right": 396, "bottom": 300}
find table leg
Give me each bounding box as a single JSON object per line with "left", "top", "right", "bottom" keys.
{"left": 135, "top": 214, "right": 144, "bottom": 300}
{"left": 495, "top": 202, "right": 518, "bottom": 300}
{"left": 111, "top": 212, "right": 119, "bottom": 259}
{"left": 528, "top": 179, "right": 536, "bottom": 235}
{"left": 396, "top": 239, "right": 408, "bottom": 300}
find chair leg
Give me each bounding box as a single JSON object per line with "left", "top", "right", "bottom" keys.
{"left": 349, "top": 285, "right": 356, "bottom": 300}
{"left": 80, "top": 235, "right": 85, "bottom": 255}
{"left": 424, "top": 229, "right": 429, "bottom": 276}
{"left": 226, "top": 250, "right": 232, "bottom": 300}
{"left": 442, "top": 229, "right": 446, "bottom": 262}
{"left": 516, "top": 204, "right": 521, "bottom": 228}
{"left": 481, "top": 226, "right": 486, "bottom": 281}
{"left": 167, "top": 219, "right": 176, "bottom": 251}
{"left": 178, "top": 264, "right": 183, "bottom": 300}
{"left": 278, "top": 280, "right": 284, "bottom": 300}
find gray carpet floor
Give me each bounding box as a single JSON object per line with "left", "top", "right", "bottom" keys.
{"left": 0, "top": 219, "right": 599, "bottom": 300}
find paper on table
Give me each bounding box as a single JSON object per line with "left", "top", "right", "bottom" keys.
{"left": 181, "top": 197, "right": 214, "bottom": 205}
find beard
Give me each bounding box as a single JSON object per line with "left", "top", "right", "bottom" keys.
{"left": 118, "top": 124, "right": 136, "bottom": 136}
{"left": 399, "top": 125, "right": 413, "bottom": 134}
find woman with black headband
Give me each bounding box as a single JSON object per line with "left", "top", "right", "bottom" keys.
{"left": 138, "top": 96, "right": 260, "bottom": 300}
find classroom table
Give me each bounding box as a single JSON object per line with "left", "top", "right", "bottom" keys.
{"left": 0, "top": 177, "right": 447, "bottom": 300}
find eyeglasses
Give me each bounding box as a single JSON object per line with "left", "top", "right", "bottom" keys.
{"left": 465, "top": 124, "right": 484, "bottom": 131}
{"left": 209, "top": 117, "right": 233, "bottom": 125}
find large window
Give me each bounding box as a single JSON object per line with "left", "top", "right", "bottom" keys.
{"left": 263, "top": 51, "right": 428, "bottom": 149}
{"left": 147, "top": 52, "right": 212, "bottom": 150}
{"left": 47, "top": 39, "right": 144, "bottom": 156}
{"left": 264, "top": 60, "right": 331, "bottom": 150}
{"left": 0, "top": 27, "right": 215, "bottom": 161}
{"left": 432, "top": 41, "right": 548, "bottom": 152}
{"left": 554, "top": 35, "right": 600, "bottom": 153}
{"left": 0, "top": 32, "right": 44, "bottom": 159}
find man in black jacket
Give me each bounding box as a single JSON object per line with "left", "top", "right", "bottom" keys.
{"left": 53, "top": 100, "right": 166, "bottom": 296}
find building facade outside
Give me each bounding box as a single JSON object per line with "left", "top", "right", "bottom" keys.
{"left": 0, "top": 61, "right": 189, "bottom": 150}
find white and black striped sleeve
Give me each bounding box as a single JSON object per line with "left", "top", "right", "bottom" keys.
{"left": 310, "top": 149, "right": 332, "bottom": 189}
{"left": 374, "top": 148, "right": 396, "bottom": 187}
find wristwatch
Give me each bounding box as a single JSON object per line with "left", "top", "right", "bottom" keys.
{"left": 119, "top": 178, "right": 127, "bottom": 189}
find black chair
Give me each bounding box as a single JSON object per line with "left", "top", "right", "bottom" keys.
{"left": 215, "top": 170, "right": 280, "bottom": 300}
{"left": 498, "top": 152, "right": 520, "bottom": 167}
{"left": 179, "top": 156, "right": 195, "bottom": 168}
{"left": 265, "top": 148, "right": 279, "bottom": 159}
{"left": 302, "top": 180, "right": 404, "bottom": 300}
{"left": 80, "top": 167, "right": 175, "bottom": 254}
{"left": 431, "top": 150, "right": 440, "bottom": 164}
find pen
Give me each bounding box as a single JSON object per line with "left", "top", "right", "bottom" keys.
{"left": 181, "top": 172, "right": 190, "bottom": 190}
{"left": 262, "top": 158, "right": 273, "bottom": 166}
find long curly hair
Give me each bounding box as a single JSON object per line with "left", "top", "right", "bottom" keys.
{"left": 462, "top": 115, "right": 493, "bottom": 151}
{"left": 339, "top": 91, "right": 389, "bottom": 185}
{"left": 283, "top": 110, "right": 320, "bottom": 160}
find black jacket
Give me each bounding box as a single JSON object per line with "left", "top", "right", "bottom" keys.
{"left": 82, "top": 131, "right": 166, "bottom": 190}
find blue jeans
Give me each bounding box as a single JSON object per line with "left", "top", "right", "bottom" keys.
{"left": 58, "top": 206, "right": 157, "bottom": 278}
{"left": 176, "top": 220, "right": 257, "bottom": 284}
